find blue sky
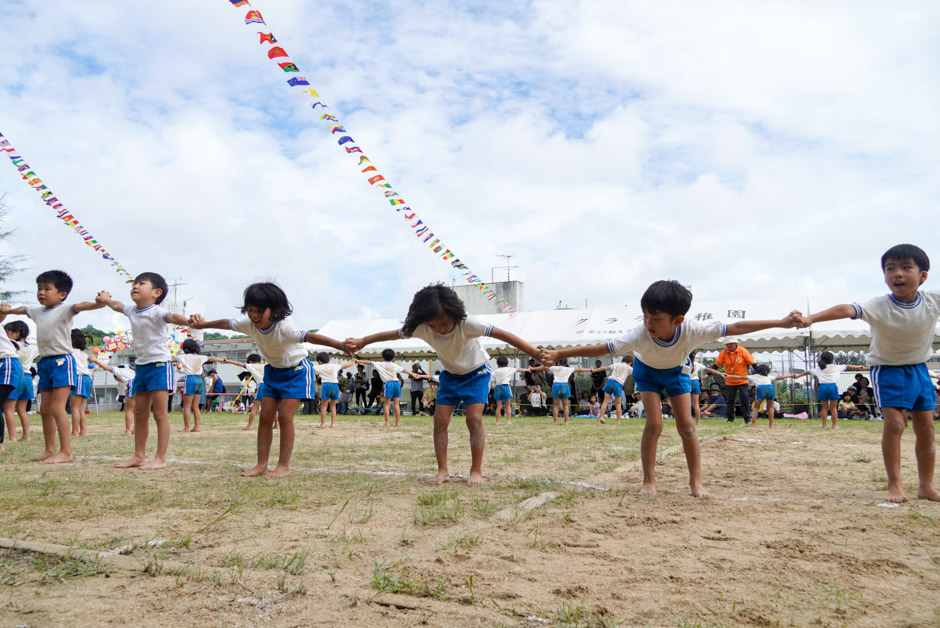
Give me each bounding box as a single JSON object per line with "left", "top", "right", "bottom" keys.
{"left": 1, "top": 0, "right": 939, "bottom": 335}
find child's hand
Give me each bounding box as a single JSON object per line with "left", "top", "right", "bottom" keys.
{"left": 539, "top": 349, "right": 556, "bottom": 366}
{"left": 188, "top": 314, "right": 206, "bottom": 328}
{"left": 784, "top": 309, "right": 804, "bottom": 328}
{"left": 0, "top": 303, "right": 9, "bottom": 313}
{"left": 96, "top": 291, "right": 111, "bottom": 304}
{"left": 345, "top": 337, "right": 363, "bottom": 354}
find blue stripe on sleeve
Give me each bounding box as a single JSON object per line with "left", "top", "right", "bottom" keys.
{"left": 850, "top": 304, "right": 862, "bottom": 319}
{"left": 398, "top": 329, "right": 404, "bottom": 339}
{"left": 485, "top": 325, "right": 494, "bottom": 337}
{"left": 720, "top": 323, "right": 728, "bottom": 336}
{"left": 606, "top": 341, "right": 615, "bottom": 355}
{"left": 299, "top": 330, "right": 308, "bottom": 343}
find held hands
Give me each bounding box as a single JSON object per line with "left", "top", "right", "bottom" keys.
{"left": 345, "top": 337, "right": 364, "bottom": 354}
{"left": 539, "top": 349, "right": 557, "bottom": 366}
{"left": 96, "top": 291, "right": 112, "bottom": 305}
{"left": 188, "top": 313, "right": 206, "bottom": 329}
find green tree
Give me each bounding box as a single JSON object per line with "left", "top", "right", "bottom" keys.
{"left": 0, "top": 200, "right": 27, "bottom": 301}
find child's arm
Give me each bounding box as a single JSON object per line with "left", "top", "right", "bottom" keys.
{"left": 188, "top": 314, "right": 233, "bottom": 331}
{"left": 304, "top": 332, "right": 350, "bottom": 356}
{"left": 780, "top": 370, "right": 810, "bottom": 380}
{"left": 725, "top": 311, "right": 802, "bottom": 335}
{"left": 572, "top": 367, "right": 594, "bottom": 373}
{"left": 166, "top": 313, "right": 189, "bottom": 326}
{"left": 845, "top": 364, "right": 870, "bottom": 371}
{"left": 345, "top": 330, "right": 400, "bottom": 354}
{"left": 95, "top": 291, "right": 126, "bottom": 313}
{"left": 339, "top": 359, "right": 356, "bottom": 370}
{"left": 489, "top": 327, "right": 542, "bottom": 362}
{"left": 540, "top": 343, "right": 609, "bottom": 366}
{"left": 703, "top": 367, "right": 724, "bottom": 377}
{"left": 225, "top": 358, "right": 246, "bottom": 368}
{"left": 206, "top": 356, "right": 226, "bottom": 364}
{"left": 88, "top": 356, "right": 113, "bottom": 372}
{"left": 0, "top": 304, "right": 27, "bottom": 318}
{"left": 798, "top": 304, "right": 856, "bottom": 327}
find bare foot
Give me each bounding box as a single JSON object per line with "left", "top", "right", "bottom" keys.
{"left": 139, "top": 459, "right": 167, "bottom": 470}
{"left": 426, "top": 470, "right": 450, "bottom": 485}
{"left": 241, "top": 464, "right": 267, "bottom": 477}
{"left": 506, "top": 421, "right": 511, "bottom": 425}
{"left": 887, "top": 481, "right": 909, "bottom": 503}
{"left": 0, "top": 444, "right": 4, "bottom": 453}
{"left": 264, "top": 466, "right": 290, "bottom": 479}
{"left": 114, "top": 456, "right": 145, "bottom": 469}
{"left": 79, "top": 431, "right": 86, "bottom": 436}
{"left": 191, "top": 428, "right": 200, "bottom": 433}
{"left": 690, "top": 485, "right": 713, "bottom": 498}
{"left": 242, "top": 425, "right": 253, "bottom": 431}
{"left": 70, "top": 431, "right": 79, "bottom": 437}
{"left": 316, "top": 424, "right": 325, "bottom": 429}
{"left": 31, "top": 451, "right": 54, "bottom": 462}
{"left": 179, "top": 428, "right": 191, "bottom": 433}
{"left": 329, "top": 423, "right": 334, "bottom": 428}
{"left": 639, "top": 482, "right": 656, "bottom": 498}
{"left": 917, "top": 487, "right": 940, "bottom": 501}
{"left": 383, "top": 421, "right": 389, "bottom": 427}
{"left": 467, "top": 471, "right": 484, "bottom": 486}
{"left": 616, "top": 420, "right": 621, "bottom": 425}
{"left": 124, "top": 430, "right": 133, "bottom": 435}
{"left": 40, "top": 452, "right": 73, "bottom": 464}
{"left": 19, "top": 435, "right": 30, "bottom": 442}
{"left": 599, "top": 417, "right": 606, "bottom": 424}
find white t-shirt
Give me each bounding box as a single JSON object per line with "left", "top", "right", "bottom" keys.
{"left": 16, "top": 342, "right": 38, "bottom": 368}
{"left": 0, "top": 335, "right": 18, "bottom": 360}
{"left": 123, "top": 304, "right": 172, "bottom": 365}
{"left": 529, "top": 391, "right": 545, "bottom": 407}
{"left": 372, "top": 361, "right": 404, "bottom": 383}
{"left": 229, "top": 317, "right": 308, "bottom": 369}
{"left": 607, "top": 321, "right": 728, "bottom": 370}
{"left": 852, "top": 291, "right": 940, "bottom": 365}
{"left": 176, "top": 353, "right": 209, "bottom": 376}
{"left": 549, "top": 365, "right": 575, "bottom": 382}
{"left": 687, "top": 362, "right": 706, "bottom": 381}
{"left": 26, "top": 304, "right": 76, "bottom": 357}
{"left": 72, "top": 349, "right": 90, "bottom": 376}
{"left": 244, "top": 362, "right": 265, "bottom": 383}
{"left": 609, "top": 362, "right": 634, "bottom": 384}
{"left": 810, "top": 364, "right": 847, "bottom": 384}
{"left": 112, "top": 366, "right": 135, "bottom": 384}
{"left": 748, "top": 374, "right": 773, "bottom": 386}
{"left": 314, "top": 363, "right": 342, "bottom": 384}
{"left": 492, "top": 366, "right": 518, "bottom": 387}
{"left": 403, "top": 317, "right": 493, "bottom": 375}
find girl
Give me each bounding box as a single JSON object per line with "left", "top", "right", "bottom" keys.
{"left": 0, "top": 318, "right": 24, "bottom": 452}
{"left": 355, "top": 349, "right": 427, "bottom": 427}
{"left": 313, "top": 352, "right": 355, "bottom": 428}
{"left": 4, "top": 321, "right": 35, "bottom": 442}
{"left": 189, "top": 282, "right": 347, "bottom": 479}
{"left": 742, "top": 364, "right": 789, "bottom": 428}
{"left": 228, "top": 354, "right": 266, "bottom": 430}
{"left": 173, "top": 338, "right": 225, "bottom": 432}
{"left": 346, "top": 283, "right": 541, "bottom": 486}
{"left": 69, "top": 329, "right": 92, "bottom": 437}
{"left": 589, "top": 394, "right": 601, "bottom": 418}
{"left": 597, "top": 356, "right": 633, "bottom": 425}
{"left": 531, "top": 359, "right": 595, "bottom": 425}
{"left": 491, "top": 355, "right": 530, "bottom": 425}
{"left": 786, "top": 351, "right": 867, "bottom": 429}
{"left": 685, "top": 352, "right": 708, "bottom": 425}
{"left": 89, "top": 358, "right": 136, "bottom": 433}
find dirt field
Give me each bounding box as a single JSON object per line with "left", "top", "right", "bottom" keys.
{"left": 0, "top": 411, "right": 938, "bottom": 626}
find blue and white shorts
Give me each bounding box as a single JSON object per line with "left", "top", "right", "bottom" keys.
{"left": 255, "top": 383, "right": 264, "bottom": 400}
{"left": 134, "top": 362, "right": 174, "bottom": 393}
{"left": 10, "top": 370, "right": 34, "bottom": 401}
{"left": 383, "top": 380, "right": 402, "bottom": 399}
{"left": 437, "top": 365, "right": 491, "bottom": 407}
{"left": 321, "top": 382, "right": 340, "bottom": 401}
{"left": 633, "top": 359, "right": 691, "bottom": 397}
{"left": 0, "top": 357, "right": 23, "bottom": 391}
{"left": 689, "top": 380, "right": 701, "bottom": 395}
{"left": 494, "top": 384, "right": 512, "bottom": 401}
{"left": 72, "top": 373, "right": 92, "bottom": 398}
{"left": 817, "top": 382, "right": 839, "bottom": 402}
{"left": 552, "top": 382, "right": 571, "bottom": 399}
{"left": 37, "top": 354, "right": 75, "bottom": 391}
{"left": 603, "top": 379, "right": 624, "bottom": 397}
{"left": 261, "top": 359, "right": 314, "bottom": 401}
{"left": 125, "top": 379, "right": 135, "bottom": 399}
{"left": 755, "top": 384, "right": 775, "bottom": 401}
{"left": 871, "top": 363, "right": 935, "bottom": 411}
{"left": 184, "top": 374, "right": 204, "bottom": 396}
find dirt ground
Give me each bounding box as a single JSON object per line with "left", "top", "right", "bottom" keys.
{"left": 0, "top": 415, "right": 938, "bottom": 627}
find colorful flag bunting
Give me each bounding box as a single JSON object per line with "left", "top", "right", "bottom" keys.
{"left": 230, "top": 0, "right": 250, "bottom": 6}
{"left": 286, "top": 76, "right": 310, "bottom": 87}
{"left": 278, "top": 62, "right": 299, "bottom": 72}
{"left": 244, "top": 10, "right": 265, "bottom": 25}
{"left": 368, "top": 175, "right": 385, "bottom": 184}
{"left": 307, "top": 89, "right": 319, "bottom": 97}
{"left": 258, "top": 32, "right": 276, "bottom": 44}
{"left": 267, "top": 46, "right": 288, "bottom": 59}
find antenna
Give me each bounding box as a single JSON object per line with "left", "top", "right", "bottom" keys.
{"left": 166, "top": 277, "right": 186, "bottom": 312}
{"left": 490, "top": 254, "right": 519, "bottom": 283}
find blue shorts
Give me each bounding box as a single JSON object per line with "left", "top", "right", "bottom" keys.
{"left": 37, "top": 354, "right": 76, "bottom": 391}
{"left": 72, "top": 374, "right": 92, "bottom": 398}
{"left": 756, "top": 385, "right": 775, "bottom": 401}
{"left": 633, "top": 359, "right": 691, "bottom": 397}
{"left": 261, "top": 360, "right": 313, "bottom": 401}
{"left": 255, "top": 383, "right": 264, "bottom": 400}
{"left": 384, "top": 380, "right": 402, "bottom": 399}
{"left": 125, "top": 379, "right": 135, "bottom": 399}
{"left": 870, "top": 364, "right": 935, "bottom": 411}
{"left": 603, "top": 379, "right": 624, "bottom": 397}
{"left": 321, "top": 382, "right": 339, "bottom": 400}
{"left": 817, "top": 382, "right": 839, "bottom": 402}
{"left": 689, "top": 380, "right": 701, "bottom": 395}
{"left": 494, "top": 384, "right": 512, "bottom": 401}
{"left": 0, "top": 358, "right": 23, "bottom": 392}
{"left": 184, "top": 375, "right": 204, "bottom": 396}
{"left": 437, "top": 365, "right": 491, "bottom": 407}
{"left": 134, "top": 362, "right": 174, "bottom": 393}
{"left": 552, "top": 382, "right": 571, "bottom": 399}
{"left": 10, "top": 370, "right": 34, "bottom": 401}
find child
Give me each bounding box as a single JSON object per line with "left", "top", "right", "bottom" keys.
{"left": 532, "top": 359, "right": 594, "bottom": 425}
{"left": 838, "top": 391, "right": 861, "bottom": 419}
{"left": 0, "top": 270, "right": 104, "bottom": 463}
{"left": 228, "top": 354, "right": 266, "bottom": 430}
{"left": 173, "top": 338, "right": 225, "bottom": 432}
{"left": 97, "top": 272, "right": 191, "bottom": 470}
{"left": 740, "top": 364, "right": 789, "bottom": 428}
{"left": 4, "top": 320, "right": 35, "bottom": 441}
{"left": 541, "top": 279, "right": 799, "bottom": 497}
{"left": 795, "top": 244, "right": 940, "bottom": 503}
{"left": 492, "top": 356, "right": 530, "bottom": 425}
{"left": 313, "top": 352, "right": 355, "bottom": 428}
{"left": 684, "top": 352, "right": 707, "bottom": 425}
{"left": 589, "top": 394, "right": 601, "bottom": 418}
{"left": 0, "top": 317, "right": 24, "bottom": 452}
{"left": 597, "top": 356, "right": 634, "bottom": 425}
{"left": 188, "top": 282, "right": 347, "bottom": 478}
{"left": 69, "top": 329, "right": 92, "bottom": 437}
{"left": 356, "top": 350, "right": 427, "bottom": 427}
{"left": 346, "top": 283, "right": 541, "bottom": 486}
{"left": 90, "top": 359, "right": 136, "bottom": 432}
{"left": 785, "top": 351, "right": 866, "bottom": 429}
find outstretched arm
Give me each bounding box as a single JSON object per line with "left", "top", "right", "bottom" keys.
{"left": 95, "top": 291, "right": 125, "bottom": 313}
{"left": 799, "top": 304, "right": 856, "bottom": 327}
{"left": 225, "top": 358, "right": 246, "bottom": 368}
{"left": 845, "top": 364, "right": 870, "bottom": 371}
{"left": 88, "top": 356, "right": 113, "bottom": 372}
{"left": 540, "top": 343, "right": 609, "bottom": 366}
{"left": 725, "top": 311, "right": 802, "bottom": 336}
{"left": 188, "top": 314, "right": 232, "bottom": 331}
{"left": 0, "top": 304, "right": 27, "bottom": 318}
{"left": 304, "top": 332, "right": 351, "bottom": 357}
{"left": 166, "top": 313, "right": 189, "bottom": 326}
{"left": 345, "top": 329, "right": 400, "bottom": 354}
{"left": 489, "top": 327, "right": 541, "bottom": 361}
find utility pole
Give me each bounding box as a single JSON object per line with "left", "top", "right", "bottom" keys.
{"left": 166, "top": 277, "right": 186, "bottom": 313}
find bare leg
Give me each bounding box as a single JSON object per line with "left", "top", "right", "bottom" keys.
{"left": 428, "top": 404, "right": 454, "bottom": 484}
{"left": 139, "top": 390, "right": 170, "bottom": 469}
{"left": 70, "top": 395, "right": 82, "bottom": 436}
{"left": 382, "top": 398, "right": 391, "bottom": 427}
{"left": 265, "top": 398, "right": 299, "bottom": 478}
{"left": 552, "top": 398, "right": 559, "bottom": 424}
{"left": 77, "top": 397, "right": 87, "bottom": 436}
{"left": 318, "top": 396, "right": 327, "bottom": 427}
{"left": 911, "top": 410, "right": 940, "bottom": 500}
{"left": 494, "top": 400, "right": 502, "bottom": 424}
{"left": 393, "top": 398, "right": 401, "bottom": 427}
{"left": 506, "top": 400, "right": 512, "bottom": 425}
{"left": 116, "top": 391, "right": 152, "bottom": 468}
{"left": 124, "top": 397, "right": 134, "bottom": 434}
{"left": 767, "top": 402, "right": 775, "bottom": 428}
{"left": 329, "top": 399, "right": 336, "bottom": 427}
{"left": 638, "top": 391, "right": 663, "bottom": 497}
{"left": 830, "top": 401, "right": 839, "bottom": 429}
{"left": 191, "top": 397, "right": 201, "bottom": 432}
{"left": 180, "top": 394, "right": 193, "bottom": 432}
{"left": 244, "top": 396, "right": 280, "bottom": 477}
{"left": 465, "top": 403, "right": 486, "bottom": 486}
{"left": 691, "top": 392, "right": 701, "bottom": 425}
{"left": 39, "top": 387, "right": 72, "bottom": 464}
{"left": 15, "top": 399, "right": 29, "bottom": 440}
{"left": 4, "top": 399, "right": 16, "bottom": 442}
{"left": 244, "top": 399, "right": 259, "bottom": 430}
{"left": 750, "top": 401, "right": 759, "bottom": 427}
{"left": 881, "top": 408, "right": 908, "bottom": 502}
{"left": 562, "top": 399, "right": 570, "bottom": 425}
{"left": 599, "top": 392, "right": 610, "bottom": 424}
{"left": 672, "top": 392, "right": 711, "bottom": 498}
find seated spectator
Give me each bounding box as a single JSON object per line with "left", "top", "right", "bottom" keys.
{"left": 577, "top": 390, "right": 591, "bottom": 413}
{"left": 528, "top": 385, "right": 548, "bottom": 416}
{"left": 702, "top": 388, "right": 726, "bottom": 417}
{"left": 838, "top": 391, "right": 862, "bottom": 419}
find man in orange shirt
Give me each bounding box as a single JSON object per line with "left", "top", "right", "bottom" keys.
{"left": 713, "top": 338, "right": 755, "bottom": 424}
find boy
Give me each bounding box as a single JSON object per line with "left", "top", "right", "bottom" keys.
{"left": 0, "top": 270, "right": 104, "bottom": 463}
{"left": 597, "top": 356, "right": 634, "bottom": 424}
{"left": 356, "top": 349, "right": 427, "bottom": 427}
{"left": 796, "top": 244, "right": 940, "bottom": 503}
{"left": 97, "top": 272, "right": 190, "bottom": 470}
{"left": 312, "top": 352, "right": 355, "bottom": 428}
{"left": 541, "top": 280, "right": 799, "bottom": 498}
{"left": 227, "top": 353, "right": 266, "bottom": 430}
{"left": 491, "top": 356, "right": 531, "bottom": 425}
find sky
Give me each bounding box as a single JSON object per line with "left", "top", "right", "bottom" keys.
{"left": 1, "top": 0, "right": 938, "bottom": 336}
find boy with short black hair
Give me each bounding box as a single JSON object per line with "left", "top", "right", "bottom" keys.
{"left": 97, "top": 272, "right": 190, "bottom": 470}
{"left": 356, "top": 349, "right": 427, "bottom": 427}
{"left": 0, "top": 270, "right": 104, "bottom": 463}
{"left": 541, "top": 279, "right": 799, "bottom": 498}
{"left": 796, "top": 243, "right": 940, "bottom": 503}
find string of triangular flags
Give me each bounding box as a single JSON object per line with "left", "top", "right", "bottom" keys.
{"left": 225, "top": 1, "right": 516, "bottom": 313}
{"left": 0, "top": 130, "right": 135, "bottom": 283}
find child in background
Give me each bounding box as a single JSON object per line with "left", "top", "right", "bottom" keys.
{"left": 0, "top": 317, "right": 24, "bottom": 452}
{"left": 356, "top": 350, "right": 427, "bottom": 427}
{"left": 838, "top": 391, "right": 861, "bottom": 419}
{"left": 541, "top": 280, "right": 800, "bottom": 498}
{"left": 492, "top": 355, "right": 530, "bottom": 425}
{"left": 69, "top": 329, "right": 92, "bottom": 437}
{"left": 685, "top": 352, "right": 708, "bottom": 425}
{"left": 785, "top": 351, "right": 867, "bottom": 429}
{"left": 91, "top": 359, "right": 136, "bottom": 433}
{"left": 597, "top": 356, "right": 634, "bottom": 425}
{"left": 0, "top": 270, "right": 105, "bottom": 463}
{"left": 228, "top": 354, "right": 266, "bottom": 430}
{"left": 4, "top": 320, "right": 35, "bottom": 441}
{"left": 796, "top": 244, "right": 940, "bottom": 503}
{"left": 313, "top": 352, "right": 355, "bottom": 428}
{"left": 189, "top": 282, "right": 348, "bottom": 478}
{"left": 739, "top": 363, "right": 789, "bottom": 428}
{"left": 346, "top": 284, "right": 541, "bottom": 486}
{"left": 531, "top": 359, "right": 595, "bottom": 425}
{"left": 173, "top": 338, "right": 226, "bottom": 432}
